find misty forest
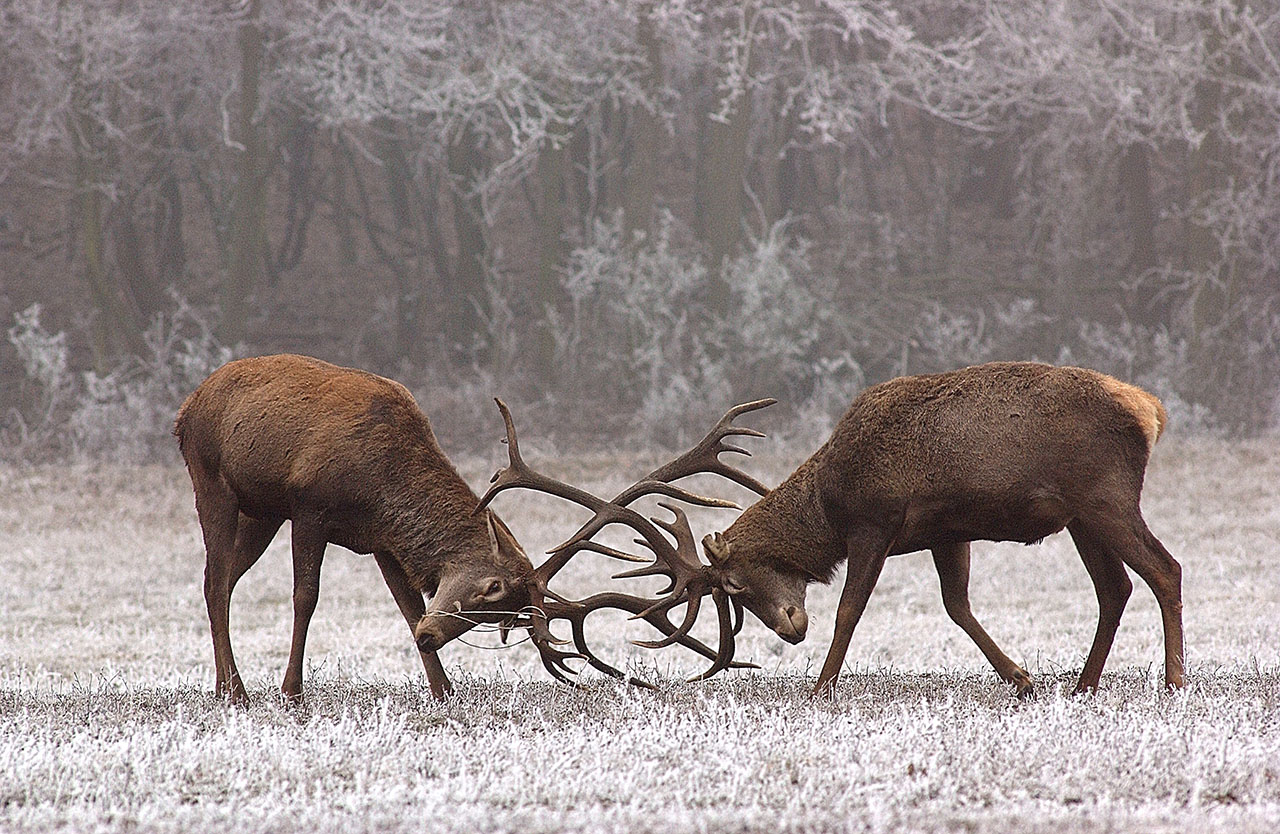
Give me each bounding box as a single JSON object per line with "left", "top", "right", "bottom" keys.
{"left": 1, "top": 0, "right": 1278, "bottom": 461}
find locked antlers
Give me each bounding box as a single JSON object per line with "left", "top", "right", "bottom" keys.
{"left": 476, "top": 397, "right": 774, "bottom": 685}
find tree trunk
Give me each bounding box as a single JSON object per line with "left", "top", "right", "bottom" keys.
{"left": 326, "top": 136, "right": 360, "bottom": 267}
{"left": 531, "top": 135, "right": 570, "bottom": 377}
{"left": 694, "top": 6, "right": 756, "bottom": 316}
{"left": 221, "top": 0, "right": 268, "bottom": 345}
{"left": 1184, "top": 5, "right": 1241, "bottom": 401}
{"left": 623, "top": 3, "right": 662, "bottom": 239}
{"left": 374, "top": 123, "right": 428, "bottom": 361}
{"left": 153, "top": 154, "right": 187, "bottom": 289}
{"left": 444, "top": 125, "right": 489, "bottom": 357}
{"left": 65, "top": 28, "right": 144, "bottom": 371}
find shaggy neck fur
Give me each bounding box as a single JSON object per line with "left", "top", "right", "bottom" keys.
{"left": 723, "top": 452, "right": 847, "bottom": 584}
{"left": 369, "top": 441, "right": 532, "bottom": 594}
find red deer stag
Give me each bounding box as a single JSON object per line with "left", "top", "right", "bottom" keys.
{"left": 703, "top": 361, "right": 1184, "bottom": 695}
{"left": 491, "top": 362, "right": 1184, "bottom": 696}
{"left": 174, "top": 354, "right": 538, "bottom": 703}
{"left": 175, "top": 355, "right": 753, "bottom": 703}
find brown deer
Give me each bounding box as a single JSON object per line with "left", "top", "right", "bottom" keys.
{"left": 704, "top": 361, "right": 1184, "bottom": 695}
{"left": 174, "top": 354, "right": 538, "bottom": 703}
{"left": 175, "top": 354, "right": 753, "bottom": 703}
{"left": 490, "top": 362, "right": 1184, "bottom": 696}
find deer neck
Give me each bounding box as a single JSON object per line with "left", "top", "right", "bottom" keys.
{"left": 726, "top": 456, "right": 847, "bottom": 583}
{"left": 372, "top": 455, "right": 494, "bottom": 589}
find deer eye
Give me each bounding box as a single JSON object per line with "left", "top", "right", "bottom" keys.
{"left": 484, "top": 580, "right": 504, "bottom": 597}
{"left": 722, "top": 576, "right": 747, "bottom": 596}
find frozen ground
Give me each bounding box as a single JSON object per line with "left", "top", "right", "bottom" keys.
{"left": 1, "top": 436, "right": 1278, "bottom": 832}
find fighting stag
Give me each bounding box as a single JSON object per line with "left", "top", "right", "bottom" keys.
{"left": 697, "top": 362, "right": 1184, "bottom": 696}
{"left": 475, "top": 397, "right": 776, "bottom": 685}
{"left": 175, "top": 355, "right": 728, "bottom": 703}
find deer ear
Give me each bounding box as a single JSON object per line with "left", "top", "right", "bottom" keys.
{"left": 702, "top": 532, "right": 730, "bottom": 565}
{"left": 485, "top": 512, "right": 501, "bottom": 556}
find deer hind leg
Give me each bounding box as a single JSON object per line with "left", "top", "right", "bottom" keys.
{"left": 228, "top": 513, "right": 283, "bottom": 592}
{"left": 1066, "top": 520, "right": 1133, "bottom": 693}
{"left": 373, "top": 552, "right": 453, "bottom": 700}
{"left": 1114, "top": 514, "right": 1184, "bottom": 690}
{"left": 282, "top": 518, "right": 327, "bottom": 702}
{"left": 1071, "top": 510, "right": 1183, "bottom": 691}
{"left": 814, "top": 532, "right": 894, "bottom": 696}
{"left": 931, "top": 542, "right": 1033, "bottom": 696}
{"left": 207, "top": 513, "right": 285, "bottom": 703}
{"left": 194, "top": 476, "right": 247, "bottom": 704}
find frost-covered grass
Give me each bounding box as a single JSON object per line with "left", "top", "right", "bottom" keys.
{"left": 1, "top": 437, "right": 1279, "bottom": 832}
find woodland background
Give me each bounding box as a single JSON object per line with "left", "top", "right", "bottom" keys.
{"left": 2, "top": 0, "right": 1278, "bottom": 461}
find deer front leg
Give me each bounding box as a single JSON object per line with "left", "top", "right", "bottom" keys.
{"left": 374, "top": 552, "right": 453, "bottom": 700}
{"left": 932, "top": 541, "right": 1033, "bottom": 697}
{"left": 813, "top": 534, "right": 892, "bottom": 696}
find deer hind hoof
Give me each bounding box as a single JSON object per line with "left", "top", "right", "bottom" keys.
{"left": 1010, "top": 669, "right": 1034, "bottom": 698}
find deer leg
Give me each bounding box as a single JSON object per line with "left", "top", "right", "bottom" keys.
{"left": 1066, "top": 520, "right": 1133, "bottom": 693}
{"left": 194, "top": 475, "right": 247, "bottom": 705}
{"left": 1113, "top": 515, "right": 1184, "bottom": 690}
{"left": 813, "top": 534, "right": 892, "bottom": 696}
{"left": 931, "top": 541, "right": 1033, "bottom": 696}
{"left": 1071, "top": 510, "right": 1183, "bottom": 690}
{"left": 204, "top": 513, "right": 284, "bottom": 704}
{"left": 282, "top": 519, "right": 327, "bottom": 702}
{"left": 373, "top": 552, "right": 453, "bottom": 700}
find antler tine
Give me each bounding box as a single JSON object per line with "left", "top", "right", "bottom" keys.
{"left": 687, "top": 588, "right": 739, "bottom": 682}
{"left": 476, "top": 398, "right": 605, "bottom": 515}
{"left": 614, "top": 397, "right": 777, "bottom": 506}
{"left": 526, "top": 604, "right": 586, "bottom": 685}
{"left": 631, "top": 591, "right": 701, "bottom": 649}
{"left": 476, "top": 399, "right": 680, "bottom": 593}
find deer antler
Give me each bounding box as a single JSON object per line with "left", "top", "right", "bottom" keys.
{"left": 476, "top": 397, "right": 773, "bottom": 684}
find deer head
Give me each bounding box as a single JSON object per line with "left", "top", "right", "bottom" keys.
{"left": 412, "top": 512, "right": 533, "bottom": 652}
{"left": 702, "top": 530, "right": 810, "bottom": 644}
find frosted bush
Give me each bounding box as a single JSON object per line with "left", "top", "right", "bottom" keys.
{"left": 7, "top": 303, "right": 69, "bottom": 393}
{"left": 3, "top": 297, "right": 232, "bottom": 464}
{"left": 552, "top": 211, "right": 719, "bottom": 440}
{"left": 549, "top": 213, "right": 864, "bottom": 444}
{"left": 907, "top": 297, "right": 1051, "bottom": 373}
{"left": 3, "top": 303, "right": 76, "bottom": 459}
{"left": 719, "top": 220, "right": 844, "bottom": 402}
{"left": 68, "top": 300, "right": 233, "bottom": 462}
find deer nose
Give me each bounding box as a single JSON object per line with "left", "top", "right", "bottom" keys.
{"left": 777, "top": 605, "right": 808, "bottom": 643}
{"left": 413, "top": 618, "right": 442, "bottom": 652}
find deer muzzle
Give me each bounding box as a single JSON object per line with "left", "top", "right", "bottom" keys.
{"left": 774, "top": 605, "right": 808, "bottom": 644}
{"left": 413, "top": 606, "right": 470, "bottom": 653}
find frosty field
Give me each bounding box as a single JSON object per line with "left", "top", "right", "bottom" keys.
{"left": 1, "top": 436, "right": 1279, "bottom": 833}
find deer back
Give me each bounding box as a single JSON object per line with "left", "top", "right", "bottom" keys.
{"left": 814, "top": 363, "right": 1165, "bottom": 531}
